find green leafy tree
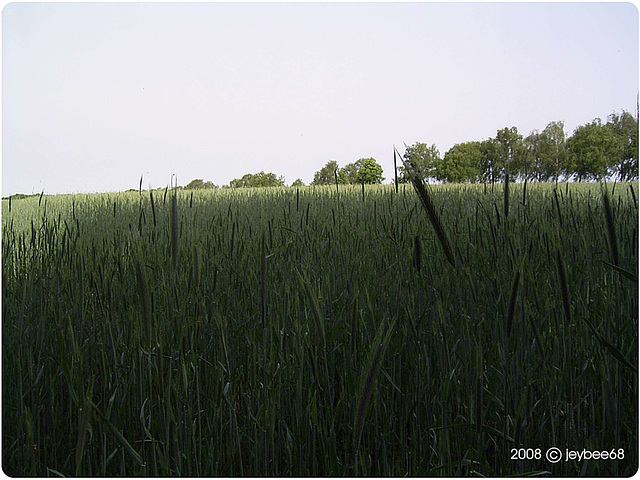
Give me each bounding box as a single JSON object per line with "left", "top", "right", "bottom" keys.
{"left": 524, "top": 130, "right": 544, "bottom": 181}
{"left": 312, "top": 160, "right": 339, "bottom": 185}
{"left": 495, "top": 126, "right": 526, "bottom": 180}
{"left": 291, "top": 178, "right": 305, "bottom": 187}
{"left": 567, "top": 119, "right": 623, "bottom": 181}
{"left": 399, "top": 143, "right": 440, "bottom": 182}
{"left": 438, "top": 141, "right": 482, "bottom": 183}
{"left": 607, "top": 111, "right": 638, "bottom": 180}
{"left": 229, "top": 171, "right": 285, "bottom": 188}
{"left": 478, "top": 139, "right": 500, "bottom": 183}
{"left": 185, "top": 179, "right": 217, "bottom": 190}
{"left": 185, "top": 179, "right": 205, "bottom": 190}
{"left": 337, "top": 162, "right": 359, "bottom": 184}
{"left": 525, "top": 121, "right": 568, "bottom": 182}
{"left": 355, "top": 157, "right": 384, "bottom": 184}
{"left": 539, "top": 121, "right": 568, "bottom": 182}
{"left": 338, "top": 158, "right": 384, "bottom": 184}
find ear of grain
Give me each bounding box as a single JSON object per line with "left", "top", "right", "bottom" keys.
{"left": 402, "top": 157, "right": 456, "bottom": 268}
{"left": 504, "top": 171, "right": 510, "bottom": 218}
{"left": 412, "top": 234, "right": 422, "bottom": 272}
{"left": 393, "top": 147, "right": 399, "bottom": 194}
{"left": 149, "top": 190, "right": 157, "bottom": 228}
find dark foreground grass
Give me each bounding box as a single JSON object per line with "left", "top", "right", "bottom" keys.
{"left": 2, "top": 182, "right": 638, "bottom": 476}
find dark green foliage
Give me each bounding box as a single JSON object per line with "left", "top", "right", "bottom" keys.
{"left": 2, "top": 182, "right": 637, "bottom": 476}
{"left": 185, "top": 178, "right": 217, "bottom": 190}
{"left": 337, "top": 157, "right": 385, "bottom": 185}
{"left": 397, "top": 110, "right": 637, "bottom": 185}
{"left": 229, "top": 171, "right": 285, "bottom": 188}
{"left": 438, "top": 141, "right": 483, "bottom": 183}
{"left": 312, "top": 160, "right": 339, "bottom": 185}
{"left": 398, "top": 142, "right": 440, "bottom": 182}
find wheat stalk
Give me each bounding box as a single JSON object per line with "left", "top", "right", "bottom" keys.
{"left": 602, "top": 185, "right": 619, "bottom": 266}
{"left": 398, "top": 149, "right": 456, "bottom": 268}
{"left": 170, "top": 192, "right": 178, "bottom": 269}
{"left": 353, "top": 316, "right": 396, "bottom": 472}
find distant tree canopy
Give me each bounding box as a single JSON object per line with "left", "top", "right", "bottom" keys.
{"left": 313, "top": 158, "right": 384, "bottom": 186}
{"left": 438, "top": 141, "right": 482, "bottom": 183}
{"left": 398, "top": 143, "right": 441, "bottom": 182}
{"left": 186, "top": 111, "right": 636, "bottom": 189}
{"left": 229, "top": 171, "right": 285, "bottom": 188}
{"left": 338, "top": 158, "right": 384, "bottom": 184}
{"left": 400, "top": 111, "right": 638, "bottom": 184}
{"left": 185, "top": 179, "right": 217, "bottom": 190}
{"left": 312, "top": 160, "right": 339, "bottom": 185}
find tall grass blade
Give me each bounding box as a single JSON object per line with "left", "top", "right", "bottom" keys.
{"left": 135, "top": 261, "right": 152, "bottom": 346}
{"left": 506, "top": 271, "right": 520, "bottom": 338}
{"left": 193, "top": 245, "right": 201, "bottom": 290}
{"left": 89, "top": 400, "right": 145, "bottom": 467}
{"left": 171, "top": 192, "right": 178, "bottom": 269}
{"left": 602, "top": 186, "right": 619, "bottom": 266}
{"left": 261, "top": 232, "right": 266, "bottom": 328}
{"left": 556, "top": 251, "right": 571, "bottom": 324}
{"left": 296, "top": 269, "right": 326, "bottom": 349}
{"left": 553, "top": 188, "right": 563, "bottom": 228}
{"left": 75, "top": 378, "right": 94, "bottom": 476}
{"left": 353, "top": 316, "right": 396, "bottom": 458}
{"left": 583, "top": 319, "right": 637, "bottom": 373}
{"left": 600, "top": 260, "right": 638, "bottom": 282}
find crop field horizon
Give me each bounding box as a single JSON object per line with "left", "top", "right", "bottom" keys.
{"left": 2, "top": 181, "right": 638, "bottom": 476}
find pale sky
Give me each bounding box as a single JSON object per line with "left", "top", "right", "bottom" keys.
{"left": 2, "top": 2, "right": 638, "bottom": 195}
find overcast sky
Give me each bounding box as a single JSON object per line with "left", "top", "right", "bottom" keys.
{"left": 2, "top": 2, "right": 638, "bottom": 195}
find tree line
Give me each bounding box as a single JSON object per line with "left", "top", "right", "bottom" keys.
{"left": 180, "top": 110, "right": 637, "bottom": 190}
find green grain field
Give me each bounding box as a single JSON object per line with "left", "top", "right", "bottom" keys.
{"left": 2, "top": 181, "right": 638, "bottom": 476}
